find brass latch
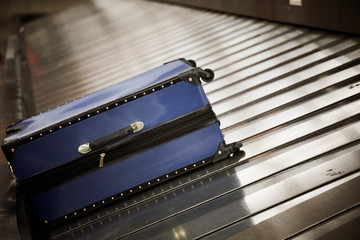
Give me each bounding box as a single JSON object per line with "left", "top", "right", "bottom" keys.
{"left": 99, "top": 153, "right": 105, "bottom": 168}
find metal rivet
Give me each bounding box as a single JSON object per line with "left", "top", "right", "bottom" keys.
{"left": 11, "top": 148, "right": 15, "bottom": 153}
{"left": 218, "top": 151, "right": 222, "bottom": 155}
{"left": 189, "top": 78, "right": 192, "bottom": 82}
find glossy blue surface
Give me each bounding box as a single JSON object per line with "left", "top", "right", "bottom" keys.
{"left": 4, "top": 60, "right": 190, "bottom": 142}
{"left": 12, "top": 82, "right": 209, "bottom": 180}
{"left": 30, "top": 123, "right": 224, "bottom": 221}
{"left": 6, "top": 59, "right": 225, "bottom": 222}
{"left": 11, "top": 60, "right": 214, "bottom": 180}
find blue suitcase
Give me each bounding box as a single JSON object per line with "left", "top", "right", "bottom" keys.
{"left": 2, "top": 59, "right": 242, "bottom": 225}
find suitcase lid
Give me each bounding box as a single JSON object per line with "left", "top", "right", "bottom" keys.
{"left": 3, "top": 59, "right": 192, "bottom": 146}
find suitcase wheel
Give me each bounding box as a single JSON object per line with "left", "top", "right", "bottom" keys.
{"left": 200, "top": 68, "right": 215, "bottom": 83}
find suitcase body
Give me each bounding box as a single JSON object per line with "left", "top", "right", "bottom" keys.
{"left": 2, "top": 59, "right": 241, "bottom": 224}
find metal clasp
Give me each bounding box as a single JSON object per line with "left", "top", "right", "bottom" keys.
{"left": 99, "top": 153, "right": 105, "bottom": 168}
{"left": 78, "top": 143, "right": 91, "bottom": 154}
{"left": 131, "top": 121, "right": 144, "bottom": 132}
{"left": 8, "top": 162, "right": 15, "bottom": 179}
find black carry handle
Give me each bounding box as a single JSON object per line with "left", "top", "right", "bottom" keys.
{"left": 78, "top": 122, "right": 144, "bottom": 154}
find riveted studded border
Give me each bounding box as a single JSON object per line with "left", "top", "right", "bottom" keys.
{"left": 43, "top": 156, "right": 213, "bottom": 225}
{"left": 3, "top": 64, "right": 210, "bottom": 157}
{"left": 4, "top": 76, "right": 192, "bottom": 154}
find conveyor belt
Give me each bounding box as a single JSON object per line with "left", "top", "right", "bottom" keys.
{"left": 2, "top": 0, "right": 360, "bottom": 239}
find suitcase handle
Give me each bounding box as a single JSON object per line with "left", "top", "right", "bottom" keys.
{"left": 78, "top": 122, "right": 144, "bottom": 154}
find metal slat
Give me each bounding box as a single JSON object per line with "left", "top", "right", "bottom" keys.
{"left": 225, "top": 91, "right": 360, "bottom": 143}
{"left": 30, "top": 12, "right": 237, "bottom": 109}
{"left": 214, "top": 54, "right": 360, "bottom": 119}
{"left": 206, "top": 36, "right": 351, "bottom": 102}
{"left": 290, "top": 205, "right": 360, "bottom": 240}
{"left": 220, "top": 67, "right": 360, "bottom": 131}
{"left": 204, "top": 174, "right": 360, "bottom": 240}
{"left": 33, "top": 13, "right": 233, "bottom": 97}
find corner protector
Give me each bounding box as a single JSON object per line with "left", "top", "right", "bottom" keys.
{"left": 178, "top": 69, "right": 202, "bottom": 86}
{"left": 178, "top": 67, "right": 215, "bottom": 86}
{"left": 212, "top": 141, "right": 243, "bottom": 163}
